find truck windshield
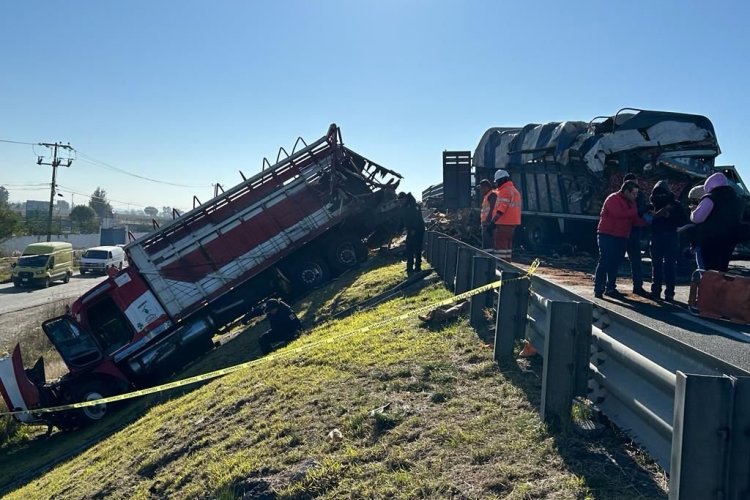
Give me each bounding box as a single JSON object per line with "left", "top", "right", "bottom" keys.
{"left": 18, "top": 255, "right": 50, "bottom": 267}
{"left": 83, "top": 250, "right": 109, "bottom": 259}
{"left": 43, "top": 317, "right": 102, "bottom": 369}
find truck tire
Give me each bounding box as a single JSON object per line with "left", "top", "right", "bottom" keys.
{"left": 73, "top": 380, "right": 114, "bottom": 425}
{"left": 326, "top": 236, "right": 365, "bottom": 273}
{"left": 524, "top": 218, "right": 556, "bottom": 253}
{"left": 291, "top": 258, "right": 330, "bottom": 290}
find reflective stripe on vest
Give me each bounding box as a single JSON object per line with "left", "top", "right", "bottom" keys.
{"left": 493, "top": 183, "right": 522, "bottom": 226}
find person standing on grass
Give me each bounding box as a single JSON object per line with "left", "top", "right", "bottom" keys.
{"left": 594, "top": 180, "right": 646, "bottom": 299}
{"left": 490, "top": 169, "right": 522, "bottom": 261}
{"left": 647, "top": 180, "right": 686, "bottom": 302}
{"left": 623, "top": 173, "right": 649, "bottom": 295}
{"left": 398, "top": 192, "right": 425, "bottom": 275}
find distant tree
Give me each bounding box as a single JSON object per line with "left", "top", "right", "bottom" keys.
{"left": 70, "top": 205, "right": 99, "bottom": 233}
{"left": 144, "top": 206, "right": 159, "bottom": 217}
{"left": 0, "top": 186, "right": 8, "bottom": 206}
{"left": 161, "top": 206, "right": 172, "bottom": 218}
{"left": 0, "top": 205, "right": 23, "bottom": 239}
{"left": 89, "top": 187, "right": 114, "bottom": 219}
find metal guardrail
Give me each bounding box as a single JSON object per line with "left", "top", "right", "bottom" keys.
{"left": 424, "top": 230, "right": 750, "bottom": 500}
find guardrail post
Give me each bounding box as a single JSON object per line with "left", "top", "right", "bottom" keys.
{"left": 443, "top": 240, "right": 458, "bottom": 291}
{"left": 540, "top": 300, "right": 592, "bottom": 429}
{"left": 470, "top": 255, "right": 495, "bottom": 328}
{"left": 425, "top": 232, "right": 435, "bottom": 263}
{"left": 729, "top": 376, "right": 750, "bottom": 499}
{"left": 494, "top": 271, "right": 529, "bottom": 366}
{"left": 435, "top": 237, "right": 447, "bottom": 277}
{"left": 669, "top": 372, "right": 732, "bottom": 500}
{"left": 455, "top": 246, "right": 473, "bottom": 294}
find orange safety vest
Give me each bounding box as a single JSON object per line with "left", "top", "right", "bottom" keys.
{"left": 480, "top": 190, "right": 494, "bottom": 223}
{"left": 493, "top": 182, "right": 522, "bottom": 226}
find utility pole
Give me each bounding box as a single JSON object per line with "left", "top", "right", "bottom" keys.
{"left": 38, "top": 142, "right": 73, "bottom": 242}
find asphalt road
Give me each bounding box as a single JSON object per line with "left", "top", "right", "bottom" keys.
{"left": 0, "top": 274, "right": 107, "bottom": 316}
{"left": 534, "top": 261, "right": 750, "bottom": 375}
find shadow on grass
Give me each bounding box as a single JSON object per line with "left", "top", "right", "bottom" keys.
{"left": 492, "top": 349, "right": 668, "bottom": 499}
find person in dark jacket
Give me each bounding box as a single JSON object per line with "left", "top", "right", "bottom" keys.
{"left": 398, "top": 192, "right": 425, "bottom": 274}
{"left": 256, "top": 298, "right": 303, "bottom": 354}
{"left": 647, "top": 180, "right": 686, "bottom": 301}
{"left": 690, "top": 172, "right": 744, "bottom": 272}
{"left": 623, "top": 173, "right": 648, "bottom": 295}
{"left": 594, "top": 180, "right": 643, "bottom": 299}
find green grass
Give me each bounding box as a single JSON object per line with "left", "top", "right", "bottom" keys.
{"left": 2, "top": 256, "right": 666, "bottom": 499}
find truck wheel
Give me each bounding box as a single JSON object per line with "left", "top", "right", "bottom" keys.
{"left": 524, "top": 219, "right": 555, "bottom": 253}
{"left": 326, "top": 237, "right": 365, "bottom": 273}
{"left": 72, "top": 380, "right": 114, "bottom": 424}
{"left": 292, "top": 258, "right": 330, "bottom": 290}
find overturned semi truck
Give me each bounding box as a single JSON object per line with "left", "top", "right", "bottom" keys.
{"left": 0, "top": 124, "right": 404, "bottom": 429}
{"left": 436, "top": 108, "right": 750, "bottom": 251}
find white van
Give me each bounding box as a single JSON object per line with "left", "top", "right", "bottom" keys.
{"left": 80, "top": 246, "right": 126, "bottom": 275}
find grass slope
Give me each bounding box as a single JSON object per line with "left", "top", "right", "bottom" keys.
{"left": 4, "top": 257, "right": 666, "bottom": 499}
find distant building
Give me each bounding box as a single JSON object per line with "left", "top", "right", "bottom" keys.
{"left": 25, "top": 200, "right": 49, "bottom": 217}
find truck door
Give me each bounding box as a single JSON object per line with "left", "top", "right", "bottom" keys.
{"left": 43, "top": 317, "right": 104, "bottom": 370}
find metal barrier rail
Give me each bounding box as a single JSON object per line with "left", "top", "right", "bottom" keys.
{"left": 423, "top": 231, "right": 750, "bottom": 500}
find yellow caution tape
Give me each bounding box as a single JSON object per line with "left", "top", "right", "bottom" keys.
{"left": 1, "top": 259, "right": 540, "bottom": 418}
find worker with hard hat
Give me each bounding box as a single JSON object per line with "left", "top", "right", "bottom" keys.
{"left": 489, "top": 169, "right": 522, "bottom": 261}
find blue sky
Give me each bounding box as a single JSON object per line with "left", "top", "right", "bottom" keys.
{"left": 1, "top": 1, "right": 748, "bottom": 212}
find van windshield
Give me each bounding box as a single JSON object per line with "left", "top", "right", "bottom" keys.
{"left": 18, "top": 255, "right": 50, "bottom": 267}
{"left": 83, "top": 250, "right": 109, "bottom": 259}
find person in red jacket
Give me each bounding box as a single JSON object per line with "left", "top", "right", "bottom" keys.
{"left": 594, "top": 180, "right": 646, "bottom": 299}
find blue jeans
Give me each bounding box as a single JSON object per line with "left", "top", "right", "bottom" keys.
{"left": 627, "top": 227, "right": 643, "bottom": 290}
{"left": 594, "top": 234, "right": 627, "bottom": 294}
{"left": 650, "top": 232, "right": 679, "bottom": 298}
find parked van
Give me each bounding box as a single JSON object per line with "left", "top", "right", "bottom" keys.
{"left": 12, "top": 242, "right": 74, "bottom": 288}
{"left": 80, "top": 245, "right": 126, "bottom": 275}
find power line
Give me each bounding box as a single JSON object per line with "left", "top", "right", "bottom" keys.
{"left": 75, "top": 151, "right": 206, "bottom": 188}
{"left": 0, "top": 139, "right": 36, "bottom": 145}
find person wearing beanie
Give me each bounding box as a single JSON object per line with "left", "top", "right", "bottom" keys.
{"left": 647, "top": 180, "right": 686, "bottom": 301}
{"left": 689, "top": 172, "right": 744, "bottom": 271}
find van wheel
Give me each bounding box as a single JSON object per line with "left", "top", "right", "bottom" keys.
{"left": 63, "top": 272, "right": 70, "bottom": 284}
{"left": 44, "top": 278, "right": 51, "bottom": 288}
{"left": 13, "top": 280, "right": 21, "bottom": 288}
{"left": 80, "top": 269, "right": 86, "bottom": 276}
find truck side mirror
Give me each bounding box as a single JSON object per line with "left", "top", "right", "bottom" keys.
{"left": 11, "top": 262, "right": 16, "bottom": 268}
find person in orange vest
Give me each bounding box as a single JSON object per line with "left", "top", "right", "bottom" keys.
{"left": 490, "top": 169, "right": 522, "bottom": 261}
{"left": 478, "top": 179, "right": 496, "bottom": 250}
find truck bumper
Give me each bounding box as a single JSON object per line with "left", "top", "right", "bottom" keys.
{"left": 0, "top": 345, "right": 42, "bottom": 423}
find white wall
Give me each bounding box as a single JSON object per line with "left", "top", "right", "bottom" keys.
{"left": 1, "top": 234, "right": 101, "bottom": 255}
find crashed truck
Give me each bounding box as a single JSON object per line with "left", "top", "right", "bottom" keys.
{"left": 0, "top": 124, "right": 404, "bottom": 429}
{"left": 453, "top": 108, "right": 749, "bottom": 250}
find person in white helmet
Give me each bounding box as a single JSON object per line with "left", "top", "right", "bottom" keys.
{"left": 489, "top": 169, "right": 522, "bottom": 261}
